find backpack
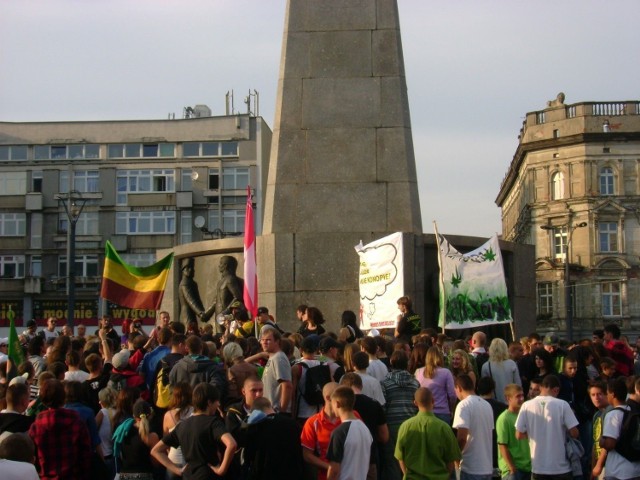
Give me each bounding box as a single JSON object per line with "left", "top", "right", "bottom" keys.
{"left": 107, "top": 372, "right": 127, "bottom": 392}
{"left": 154, "top": 358, "right": 172, "bottom": 409}
{"left": 299, "top": 361, "right": 331, "bottom": 406}
{"left": 613, "top": 406, "right": 640, "bottom": 462}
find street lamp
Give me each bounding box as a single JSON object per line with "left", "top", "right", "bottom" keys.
{"left": 540, "top": 221, "right": 588, "bottom": 341}
{"left": 56, "top": 190, "right": 87, "bottom": 329}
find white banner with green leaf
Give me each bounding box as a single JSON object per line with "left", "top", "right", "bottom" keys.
{"left": 438, "top": 234, "right": 512, "bottom": 329}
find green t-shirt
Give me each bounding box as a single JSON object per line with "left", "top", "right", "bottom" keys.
{"left": 496, "top": 409, "right": 531, "bottom": 475}
{"left": 395, "top": 411, "right": 461, "bottom": 480}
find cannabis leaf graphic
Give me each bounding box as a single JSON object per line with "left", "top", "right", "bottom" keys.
{"left": 482, "top": 247, "right": 496, "bottom": 262}
{"left": 451, "top": 268, "right": 462, "bottom": 288}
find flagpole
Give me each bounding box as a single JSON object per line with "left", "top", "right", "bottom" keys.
{"left": 243, "top": 186, "right": 258, "bottom": 320}
{"left": 433, "top": 221, "right": 447, "bottom": 333}
{"left": 496, "top": 231, "right": 517, "bottom": 343}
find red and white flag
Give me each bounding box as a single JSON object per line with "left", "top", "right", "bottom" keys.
{"left": 243, "top": 186, "right": 258, "bottom": 318}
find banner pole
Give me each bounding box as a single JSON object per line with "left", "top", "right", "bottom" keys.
{"left": 433, "top": 221, "right": 446, "bottom": 333}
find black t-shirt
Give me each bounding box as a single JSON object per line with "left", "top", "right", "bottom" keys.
{"left": 0, "top": 411, "right": 35, "bottom": 434}
{"left": 354, "top": 393, "right": 386, "bottom": 460}
{"left": 244, "top": 413, "right": 303, "bottom": 480}
{"left": 163, "top": 414, "right": 228, "bottom": 480}
{"left": 82, "top": 363, "right": 113, "bottom": 413}
{"left": 121, "top": 427, "right": 154, "bottom": 473}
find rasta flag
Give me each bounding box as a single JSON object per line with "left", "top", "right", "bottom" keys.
{"left": 100, "top": 240, "right": 173, "bottom": 310}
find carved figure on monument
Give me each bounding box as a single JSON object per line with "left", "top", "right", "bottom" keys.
{"left": 547, "top": 92, "right": 566, "bottom": 108}
{"left": 208, "top": 255, "right": 245, "bottom": 331}
{"left": 178, "top": 257, "right": 206, "bottom": 325}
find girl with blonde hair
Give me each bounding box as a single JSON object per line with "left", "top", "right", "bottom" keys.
{"left": 448, "top": 349, "right": 477, "bottom": 387}
{"left": 481, "top": 337, "right": 521, "bottom": 402}
{"left": 414, "top": 346, "right": 456, "bottom": 423}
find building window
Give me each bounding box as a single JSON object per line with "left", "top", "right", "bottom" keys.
{"left": 34, "top": 144, "right": 99, "bottom": 160}
{"left": 222, "top": 209, "right": 245, "bottom": 234}
{"left": 60, "top": 170, "right": 100, "bottom": 193}
{"left": 181, "top": 212, "right": 192, "bottom": 244}
{"left": 181, "top": 169, "right": 193, "bottom": 191}
{"left": 30, "top": 213, "right": 42, "bottom": 249}
{"left": 598, "top": 222, "right": 618, "bottom": 252}
{"left": 121, "top": 253, "right": 156, "bottom": 267}
{"left": 183, "top": 142, "right": 239, "bottom": 157}
{"left": 0, "top": 145, "right": 28, "bottom": 161}
{"left": 116, "top": 211, "right": 176, "bottom": 235}
{"left": 552, "top": 226, "right": 568, "bottom": 260}
{"left": 0, "top": 255, "right": 25, "bottom": 279}
{"left": 601, "top": 281, "right": 621, "bottom": 316}
{"left": 537, "top": 282, "right": 553, "bottom": 315}
{"left": 116, "top": 169, "right": 175, "bottom": 204}
{"left": 59, "top": 212, "right": 99, "bottom": 235}
{"left": 209, "top": 168, "right": 220, "bottom": 189}
{"left": 222, "top": 167, "right": 249, "bottom": 190}
{"left": 59, "top": 255, "right": 99, "bottom": 278}
{"left": 599, "top": 167, "right": 614, "bottom": 195}
{"left": 551, "top": 172, "right": 564, "bottom": 200}
{"left": 30, "top": 255, "right": 42, "bottom": 277}
{"left": 108, "top": 143, "right": 175, "bottom": 159}
{"left": 0, "top": 172, "right": 27, "bottom": 195}
{"left": 31, "top": 171, "right": 43, "bottom": 192}
{"left": 0, "top": 213, "right": 26, "bottom": 236}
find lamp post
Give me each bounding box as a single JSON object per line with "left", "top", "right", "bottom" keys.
{"left": 540, "top": 221, "right": 587, "bottom": 341}
{"left": 56, "top": 190, "right": 87, "bottom": 329}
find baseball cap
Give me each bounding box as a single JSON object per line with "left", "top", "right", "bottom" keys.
{"left": 257, "top": 306, "right": 269, "bottom": 315}
{"left": 112, "top": 349, "right": 131, "bottom": 369}
{"left": 0, "top": 338, "right": 8, "bottom": 346}
{"left": 543, "top": 334, "right": 559, "bottom": 346}
{"left": 27, "top": 319, "right": 37, "bottom": 328}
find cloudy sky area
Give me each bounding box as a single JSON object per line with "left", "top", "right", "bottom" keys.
{"left": 1, "top": 1, "right": 639, "bottom": 237}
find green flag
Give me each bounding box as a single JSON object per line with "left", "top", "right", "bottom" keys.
{"left": 8, "top": 313, "right": 25, "bottom": 367}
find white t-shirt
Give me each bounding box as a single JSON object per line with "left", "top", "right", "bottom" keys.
{"left": 515, "top": 395, "right": 578, "bottom": 475}
{"left": 64, "top": 370, "right": 90, "bottom": 382}
{"left": 356, "top": 371, "right": 386, "bottom": 405}
{"left": 366, "top": 359, "right": 388, "bottom": 382}
{"left": 602, "top": 406, "right": 640, "bottom": 480}
{"left": 0, "top": 459, "right": 40, "bottom": 480}
{"left": 452, "top": 394, "right": 494, "bottom": 475}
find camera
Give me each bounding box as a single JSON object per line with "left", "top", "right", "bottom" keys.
{"left": 133, "top": 321, "right": 141, "bottom": 330}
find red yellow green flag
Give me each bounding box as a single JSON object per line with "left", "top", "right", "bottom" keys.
{"left": 100, "top": 241, "right": 173, "bottom": 310}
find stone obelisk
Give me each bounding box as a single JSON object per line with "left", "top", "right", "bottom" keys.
{"left": 259, "top": 0, "right": 423, "bottom": 330}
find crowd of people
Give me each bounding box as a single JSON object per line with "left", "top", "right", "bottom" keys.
{"left": 0, "top": 297, "right": 640, "bottom": 480}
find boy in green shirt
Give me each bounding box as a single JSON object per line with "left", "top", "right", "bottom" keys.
{"left": 496, "top": 384, "right": 531, "bottom": 480}
{"left": 395, "top": 387, "right": 461, "bottom": 480}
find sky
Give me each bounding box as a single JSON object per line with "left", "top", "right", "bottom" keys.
{"left": 1, "top": 0, "right": 639, "bottom": 237}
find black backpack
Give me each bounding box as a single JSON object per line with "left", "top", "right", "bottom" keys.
{"left": 613, "top": 406, "right": 640, "bottom": 462}
{"left": 299, "top": 361, "right": 332, "bottom": 406}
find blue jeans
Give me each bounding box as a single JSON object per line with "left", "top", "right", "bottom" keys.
{"left": 502, "top": 471, "right": 531, "bottom": 480}
{"left": 460, "top": 472, "right": 492, "bottom": 480}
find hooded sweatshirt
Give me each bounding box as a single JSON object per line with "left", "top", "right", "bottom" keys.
{"left": 169, "top": 354, "right": 228, "bottom": 400}
{"left": 381, "top": 369, "right": 420, "bottom": 426}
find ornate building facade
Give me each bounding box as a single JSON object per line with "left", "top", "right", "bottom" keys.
{"left": 496, "top": 94, "right": 640, "bottom": 338}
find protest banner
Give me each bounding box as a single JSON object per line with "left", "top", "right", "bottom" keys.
{"left": 355, "top": 232, "right": 404, "bottom": 330}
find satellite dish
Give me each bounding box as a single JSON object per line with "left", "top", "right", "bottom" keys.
{"left": 194, "top": 216, "right": 205, "bottom": 229}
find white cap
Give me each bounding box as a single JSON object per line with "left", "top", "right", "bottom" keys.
{"left": 9, "top": 372, "right": 29, "bottom": 386}
{"left": 0, "top": 337, "right": 8, "bottom": 346}
{"left": 368, "top": 329, "right": 380, "bottom": 337}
